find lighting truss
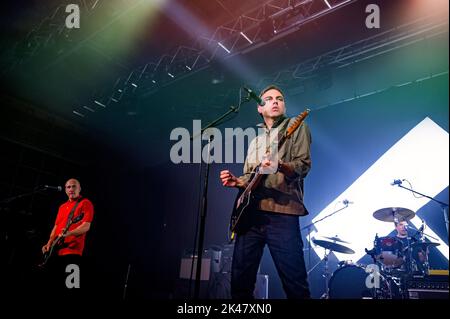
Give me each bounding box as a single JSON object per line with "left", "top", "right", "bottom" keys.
{"left": 76, "top": 0, "right": 355, "bottom": 115}
{"left": 253, "top": 12, "right": 449, "bottom": 89}
{"left": 2, "top": 0, "right": 102, "bottom": 73}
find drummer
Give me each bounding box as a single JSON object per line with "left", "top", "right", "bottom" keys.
{"left": 394, "top": 220, "right": 427, "bottom": 273}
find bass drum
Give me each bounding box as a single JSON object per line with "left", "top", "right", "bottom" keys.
{"left": 328, "top": 264, "right": 374, "bottom": 299}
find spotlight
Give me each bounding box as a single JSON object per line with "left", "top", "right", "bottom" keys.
{"left": 94, "top": 100, "right": 106, "bottom": 107}
{"left": 218, "top": 42, "right": 231, "bottom": 53}
{"left": 83, "top": 106, "right": 95, "bottom": 112}
{"left": 240, "top": 32, "right": 253, "bottom": 44}
{"left": 73, "top": 110, "right": 85, "bottom": 117}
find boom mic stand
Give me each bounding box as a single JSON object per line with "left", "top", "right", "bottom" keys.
{"left": 189, "top": 88, "right": 255, "bottom": 299}
{"left": 393, "top": 181, "right": 449, "bottom": 237}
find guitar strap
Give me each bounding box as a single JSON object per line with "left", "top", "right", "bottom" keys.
{"left": 64, "top": 197, "right": 84, "bottom": 230}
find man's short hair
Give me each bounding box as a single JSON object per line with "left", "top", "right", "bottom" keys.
{"left": 394, "top": 220, "right": 406, "bottom": 227}
{"left": 259, "top": 85, "right": 285, "bottom": 99}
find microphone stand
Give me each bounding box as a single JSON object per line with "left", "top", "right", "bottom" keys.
{"left": 0, "top": 185, "right": 49, "bottom": 205}
{"left": 394, "top": 183, "right": 449, "bottom": 237}
{"left": 191, "top": 90, "right": 253, "bottom": 299}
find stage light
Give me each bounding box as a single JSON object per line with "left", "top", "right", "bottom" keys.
{"left": 218, "top": 42, "right": 231, "bottom": 53}
{"left": 94, "top": 100, "right": 106, "bottom": 107}
{"left": 73, "top": 110, "right": 85, "bottom": 117}
{"left": 240, "top": 32, "right": 253, "bottom": 44}
{"left": 83, "top": 106, "right": 95, "bottom": 112}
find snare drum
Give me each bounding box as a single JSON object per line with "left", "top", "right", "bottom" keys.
{"left": 374, "top": 236, "right": 404, "bottom": 268}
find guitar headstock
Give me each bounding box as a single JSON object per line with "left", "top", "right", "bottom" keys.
{"left": 286, "top": 109, "right": 310, "bottom": 137}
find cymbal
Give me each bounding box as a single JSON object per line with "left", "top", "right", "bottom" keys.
{"left": 312, "top": 239, "right": 355, "bottom": 254}
{"left": 323, "top": 236, "right": 351, "bottom": 244}
{"left": 373, "top": 207, "right": 415, "bottom": 222}
{"left": 410, "top": 242, "right": 440, "bottom": 249}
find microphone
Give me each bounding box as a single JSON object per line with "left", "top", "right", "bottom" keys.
{"left": 243, "top": 86, "right": 265, "bottom": 106}
{"left": 418, "top": 220, "right": 426, "bottom": 233}
{"left": 44, "top": 185, "right": 63, "bottom": 192}
{"left": 391, "top": 179, "right": 403, "bottom": 186}
{"left": 343, "top": 199, "right": 353, "bottom": 205}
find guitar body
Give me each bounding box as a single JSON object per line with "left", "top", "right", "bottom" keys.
{"left": 40, "top": 237, "right": 65, "bottom": 267}
{"left": 229, "top": 170, "right": 265, "bottom": 234}
{"left": 230, "top": 188, "right": 256, "bottom": 234}
{"left": 38, "top": 212, "right": 84, "bottom": 268}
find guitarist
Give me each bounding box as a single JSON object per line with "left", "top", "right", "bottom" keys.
{"left": 41, "top": 178, "right": 94, "bottom": 295}
{"left": 219, "top": 85, "right": 311, "bottom": 299}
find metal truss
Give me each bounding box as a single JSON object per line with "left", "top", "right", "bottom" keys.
{"left": 4, "top": 0, "right": 102, "bottom": 72}
{"left": 182, "top": 11, "right": 449, "bottom": 116}
{"left": 80, "top": 0, "right": 355, "bottom": 115}
{"left": 253, "top": 11, "right": 449, "bottom": 90}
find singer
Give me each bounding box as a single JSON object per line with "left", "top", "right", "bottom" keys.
{"left": 219, "top": 85, "right": 312, "bottom": 299}
{"left": 40, "top": 178, "right": 94, "bottom": 297}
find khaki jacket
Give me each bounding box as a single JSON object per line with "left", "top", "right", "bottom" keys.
{"left": 239, "top": 115, "right": 312, "bottom": 216}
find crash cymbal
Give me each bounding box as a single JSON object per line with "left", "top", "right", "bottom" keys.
{"left": 323, "top": 236, "right": 351, "bottom": 244}
{"left": 410, "top": 242, "right": 440, "bottom": 249}
{"left": 373, "top": 207, "right": 415, "bottom": 222}
{"left": 312, "top": 239, "right": 355, "bottom": 254}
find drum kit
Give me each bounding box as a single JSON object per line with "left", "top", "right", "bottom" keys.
{"left": 311, "top": 207, "right": 441, "bottom": 299}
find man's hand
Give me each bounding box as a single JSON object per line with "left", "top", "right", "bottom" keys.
{"left": 261, "top": 158, "right": 272, "bottom": 168}
{"left": 42, "top": 243, "right": 51, "bottom": 254}
{"left": 220, "top": 170, "right": 243, "bottom": 187}
{"left": 278, "top": 160, "right": 296, "bottom": 178}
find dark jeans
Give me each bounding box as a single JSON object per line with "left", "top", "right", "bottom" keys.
{"left": 231, "top": 210, "right": 310, "bottom": 299}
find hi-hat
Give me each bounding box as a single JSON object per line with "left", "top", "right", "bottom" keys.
{"left": 312, "top": 239, "right": 355, "bottom": 254}
{"left": 323, "top": 236, "right": 351, "bottom": 244}
{"left": 373, "top": 207, "right": 415, "bottom": 222}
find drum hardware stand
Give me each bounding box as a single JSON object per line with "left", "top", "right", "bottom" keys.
{"left": 393, "top": 180, "right": 449, "bottom": 236}
{"left": 319, "top": 248, "right": 331, "bottom": 299}
{"left": 301, "top": 202, "right": 351, "bottom": 275}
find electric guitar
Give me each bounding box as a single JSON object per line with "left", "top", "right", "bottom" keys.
{"left": 229, "top": 109, "right": 310, "bottom": 237}
{"left": 39, "top": 213, "right": 84, "bottom": 267}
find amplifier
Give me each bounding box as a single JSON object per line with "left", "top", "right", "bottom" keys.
{"left": 406, "top": 275, "right": 449, "bottom": 299}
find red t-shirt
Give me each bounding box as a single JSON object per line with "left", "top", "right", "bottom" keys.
{"left": 54, "top": 196, "right": 94, "bottom": 256}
